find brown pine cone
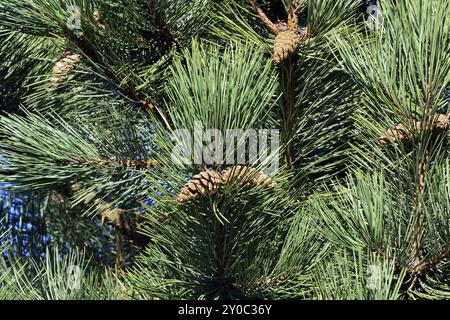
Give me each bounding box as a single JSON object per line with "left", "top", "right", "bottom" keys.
{"left": 177, "top": 167, "right": 277, "bottom": 203}
{"left": 379, "top": 123, "right": 411, "bottom": 145}
{"left": 274, "top": 21, "right": 288, "bottom": 32}
{"left": 432, "top": 114, "right": 449, "bottom": 131}
{"left": 177, "top": 170, "right": 222, "bottom": 203}
{"left": 273, "top": 30, "right": 300, "bottom": 64}
{"left": 380, "top": 114, "right": 449, "bottom": 145}
{"left": 50, "top": 51, "right": 81, "bottom": 83}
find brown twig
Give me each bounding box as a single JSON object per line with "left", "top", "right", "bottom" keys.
{"left": 410, "top": 244, "right": 450, "bottom": 275}
{"left": 145, "top": 0, "right": 179, "bottom": 49}
{"left": 287, "top": 0, "right": 301, "bottom": 32}
{"left": 249, "top": 1, "right": 281, "bottom": 35}
{"left": 66, "top": 182, "right": 149, "bottom": 249}
{"left": 69, "top": 158, "right": 157, "bottom": 170}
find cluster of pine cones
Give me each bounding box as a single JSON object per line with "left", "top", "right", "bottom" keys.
{"left": 177, "top": 166, "right": 277, "bottom": 203}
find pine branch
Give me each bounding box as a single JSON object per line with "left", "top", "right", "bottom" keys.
{"left": 410, "top": 244, "right": 450, "bottom": 275}
{"left": 64, "top": 33, "right": 169, "bottom": 127}
{"left": 72, "top": 158, "right": 157, "bottom": 170}
{"left": 280, "top": 61, "right": 297, "bottom": 169}
{"left": 66, "top": 182, "right": 149, "bottom": 249}
{"left": 145, "top": 0, "right": 178, "bottom": 47}
{"left": 409, "top": 148, "right": 429, "bottom": 274}
{"left": 32, "top": 6, "right": 172, "bottom": 127}
{"left": 248, "top": 0, "right": 311, "bottom": 169}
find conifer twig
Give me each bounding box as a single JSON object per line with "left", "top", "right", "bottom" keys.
{"left": 249, "top": 1, "right": 280, "bottom": 35}
{"left": 410, "top": 244, "right": 450, "bottom": 274}
{"left": 287, "top": 0, "right": 301, "bottom": 32}
{"left": 57, "top": 29, "right": 169, "bottom": 127}
{"left": 68, "top": 158, "right": 157, "bottom": 170}
{"left": 63, "top": 182, "right": 150, "bottom": 248}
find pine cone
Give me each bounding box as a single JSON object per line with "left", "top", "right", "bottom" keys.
{"left": 379, "top": 123, "right": 411, "bottom": 145}
{"left": 222, "top": 166, "right": 277, "bottom": 189}
{"left": 273, "top": 30, "right": 300, "bottom": 64}
{"left": 177, "top": 170, "right": 222, "bottom": 203}
{"left": 177, "top": 166, "right": 277, "bottom": 203}
{"left": 432, "top": 114, "right": 449, "bottom": 131}
{"left": 50, "top": 51, "right": 81, "bottom": 83}
{"left": 380, "top": 114, "right": 449, "bottom": 145}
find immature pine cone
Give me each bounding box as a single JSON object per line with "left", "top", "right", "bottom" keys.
{"left": 273, "top": 30, "right": 300, "bottom": 64}
{"left": 50, "top": 51, "right": 81, "bottom": 83}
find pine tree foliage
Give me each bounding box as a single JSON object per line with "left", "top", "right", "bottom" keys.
{"left": 1, "top": 225, "right": 126, "bottom": 300}
{"left": 312, "top": 0, "right": 450, "bottom": 298}
{"left": 0, "top": 0, "right": 449, "bottom": 300}
{"left": 312, "top": 250, "right": 406, "bottom": 300}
